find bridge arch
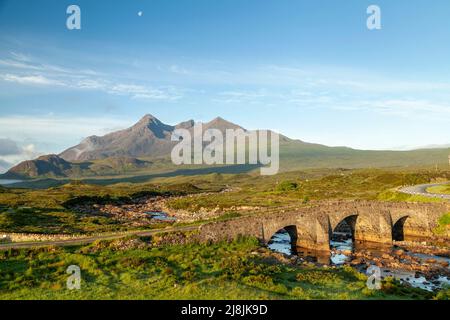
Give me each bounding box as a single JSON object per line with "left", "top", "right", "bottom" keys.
{"left": 283, "top": 225, "right": 298, "bottom": 245}
{"left": 264, "top": 214, "right": 331, "bottom": 251}
{"left": 331, "top": 214, "right": 358, "bottom": 242}
{"left": 267, "top": 225, "right": 298, "bottom": 254}
{"left": 263, "top": 217, "right": 300, "bottom": 246}
{"left": 392, "top": 216, "right": 409, "bottom": 241}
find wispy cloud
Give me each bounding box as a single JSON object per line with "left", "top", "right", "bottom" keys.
{"left": 107, "top": 84, "right": 183, "bottom": 101}
{"left": 169, "top": 64, "right": 190, "bottom": 75}
{"left": 1, "top": 73, "right": 65, "bottom": 86}
{"left": 10, "top": 51, "right": 31, "bottom": 62}
{"left": 0, "top": 52, "right": 185, "bottom": 101}
{"left": 0, "top": 51, "right": 97, "bottom": 75}
{"left": 0, "top": 115, "right": 131, "bottom": 138}
{"left": 357, "top": 99, "right": 450, "bottom": 119}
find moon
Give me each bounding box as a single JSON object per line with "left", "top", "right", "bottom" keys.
{"left": 138, "top": 11, "right": 143, "bottom": 17}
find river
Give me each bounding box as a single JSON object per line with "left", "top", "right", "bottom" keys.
{"left": 268, "top": 229, "right": 450, "bottom": 292}
{"left": 145, "top": 211, "right": 177, "bottom": 221}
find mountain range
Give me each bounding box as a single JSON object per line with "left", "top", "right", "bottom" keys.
{"left": 1, "top": 114, "right": 449, "bottom": 180}
{"left": 59, "top": 114, "right": 244, "bottom": 161}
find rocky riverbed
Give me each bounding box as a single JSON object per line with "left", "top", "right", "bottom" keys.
{"left": 69, "top": 193, "right": 260, "bottom": 225}
{"left": 69, "top": 195, "right": 172, "bottom": 227}
{"left": 269, "top": 229, "right": 450, "bottom": 291}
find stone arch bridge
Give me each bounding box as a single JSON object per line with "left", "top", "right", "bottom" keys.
{"left": 198, "top": 200, "right": 450, "bottom": 251}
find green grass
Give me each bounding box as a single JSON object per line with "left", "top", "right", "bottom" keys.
{"left": 0, "top": 182, "right": 202, "bottom": 234}
{"left": 1, "top": 168, "right": 449, "bottom": 234}
{"left": 0, "top": 237, "right": 436, "bottom": 300}
{"left": 0, "top": 167, "right": 448, "bottom": 300}
{"left": 166, "top": 169, "right": 449, "bottom": 211}
{"left": 433, "top": 213, "right": 450, "bottom": 236}
{"left": 427, "top": 184, "right": 450, "bottom": 195}
{"left": 377, "top": 190, "right": 444, "bottom": 203}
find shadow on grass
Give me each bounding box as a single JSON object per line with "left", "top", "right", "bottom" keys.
{"left": 6, "top": 164, "right": 261, "bottom": 189}
{"left": 0, "top": 207, "right": 107, "bottom": 234}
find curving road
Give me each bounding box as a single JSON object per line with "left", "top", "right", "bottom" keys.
{"left": 399, "top": 182, "right": 450, "bottom": 200}
{"left": 0, "top": 225, "right": 199, "bottom": 251}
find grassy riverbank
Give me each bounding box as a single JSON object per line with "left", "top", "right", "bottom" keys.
{"left": 0, "top": 237, "right": 443, "bottom": 300}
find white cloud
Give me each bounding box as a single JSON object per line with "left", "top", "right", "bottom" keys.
{"left": 357, "top": 99, "right": 450, "bottom": 119}
{"left": 0, "top": 159, "right": 13, "bottom": 173}
{"left": 76, "top": 79, "right": 106, "bottom": 90}
{"left": 0, "top": 52, "right": 184, "bottom": 101}
{"left": 0, "top": 139, "right": 21, "bottom": 157}
{"left": 1, "top": 73, "right": 64, "bottom": 86}
{"left": 10, "top": 51, "right": 31, "bottom": 62}
{"left": 0, "top": 59, "right": 41, "bottom": 70}
{"left": 22, "top": 144, "right": 36, "bottom": 155}
{"left": 0, "top": 115, "right": 135, "bottom": 169}
{"left": 0, "top": 139, "right": 44, "bottom": 172}
{"left": 169, "top": 65, "right": 190, "bottom": 75}
{"left": 108, "top": 84, "right": 183, "bottom": 101}
{"left": 0, "top": 115, "right": 131, "bottom": 139}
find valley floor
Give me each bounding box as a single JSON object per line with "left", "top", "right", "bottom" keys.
{"left": 0, "top": 168, "right": 449, "bottom": 300}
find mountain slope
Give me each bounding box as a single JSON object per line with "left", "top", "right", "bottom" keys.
{"left": 2, "top": 114, "right": 449, "bottom": 180}
{"left": 59, "top": 114, "right": 255, "bottom": 162}
{"left": 1, "top": 155, "right": 72, "bottom": 179}
{"left": 60, "top": 114, "right": 179, "bottom": 161}
{"left": 1, "top": 155, "right": 152, "bottom": 179}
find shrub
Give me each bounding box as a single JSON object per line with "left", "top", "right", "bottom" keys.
{"left": 276, "top": 181, "right": 298, "bottom": 192}
{"left": 434, "top": 286, "right": 450, "bottom": 300}
{"left": 434, "top": 213, "right": 450, "bottom": 235}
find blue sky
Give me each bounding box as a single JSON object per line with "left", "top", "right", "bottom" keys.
{"left": 1, "top": 0, "right": 450, "bottom": 170}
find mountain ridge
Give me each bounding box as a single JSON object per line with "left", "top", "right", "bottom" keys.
{"left": 1, "top": 114, "right": 449, "bottom": 180}
{"left": 59, "top": 114, "right": 249, "bottom": 161}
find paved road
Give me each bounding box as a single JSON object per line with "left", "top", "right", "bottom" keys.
{"left": 0, "top": 225, "right": 199, "bottom": 250}
{"left": 399, "top": 182, "right": 450, "bottom": 200}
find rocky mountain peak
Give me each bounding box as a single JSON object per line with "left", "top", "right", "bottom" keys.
{"left": 175, "top": 119, "right": 195, "bottom": 130}
{"left": 204, "top": 116, "right": 244, "bottom": 132}
{"left": 134, "top": 114, "right": 163, "bottom": 128}
{"left": 55, "top": 114, "right": 249, "bottom": 161}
